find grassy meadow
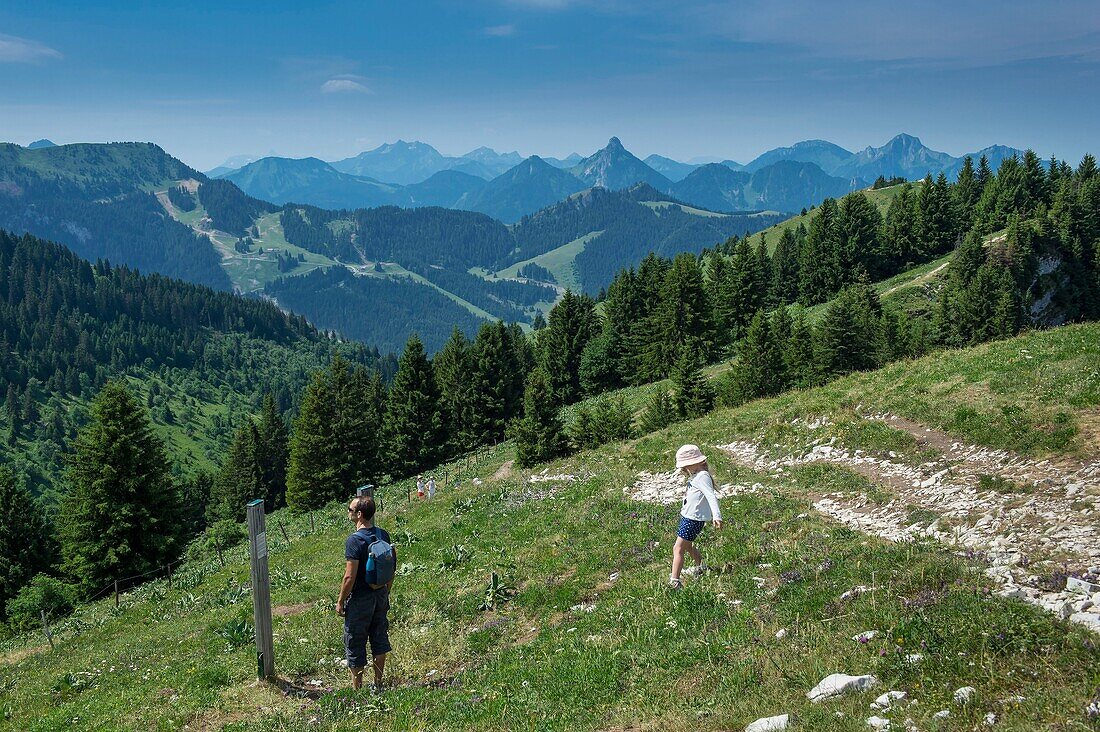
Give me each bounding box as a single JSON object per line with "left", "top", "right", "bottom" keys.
{"left": 2, "top": 324, "right": 1099, "bottom": 731}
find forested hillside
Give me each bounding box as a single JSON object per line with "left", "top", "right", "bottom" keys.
{"left": 0, "top": 229, "right": 391, "bottom": 500}
{"left": 0, "top": 142, "right": 230, "bottom": 289}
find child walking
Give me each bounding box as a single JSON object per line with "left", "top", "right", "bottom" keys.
{"left": 670, "top": 444, "right": 723, "bottom": 589}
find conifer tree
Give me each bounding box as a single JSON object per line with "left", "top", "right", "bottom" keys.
{"left": 539, "top": 291, "right": 599, "bottom": 405}
{"left": 954, "top": 155, "right": 980, "bottom": 230}
{"left": 771, "top": 228, "right": 801, "bottom": 304}
{"left": 754, "top": 233, "right": 774, "bottom": 306}
{"left": 256, "top": 392, "right": 289, "bottom": 509}
{"left": 286, "top": 368, "right": 340, "bottom": 512}
{"left": 815, "top": 277, "right": 883, "bottom": 376}
{"left": 626, "top": 255, "right": 672, "bottom": 382}
{"left": 210, "top": 421, "right": 265, "bottom": 522}
{"left": 385, "top": 334, "right": 444, "bottom": 477}
{"left": 638, "top": 389, "right": 676, "bottom": 434}
{"left": 511, "top": 367, "right": 568, "bottom": 468}
{"left": 61, "top": 381, "right": 182, "bottom": 594}
{"left": 601, "top": 267, "right": 642, "bottom": 382}
{"left": 799, "top": 197, "right": 842, "bottom": 304}
{"left": 434, "top": 327, "right": 477, "bottom": 454}
{"left": 836, "top": 191, "right": 882, "bottom": 280}
{"left": 643, "top": 253, "right": 715, "bottom": 379}
{"left": 880, "top": 183, "right": 919, "bottom": 272}
{"left": 335, "top": 363, "right": 385, "bottom": 492}
{"left": 722, "top": 310, "right": 781, "bottom": 406}
{"left": 728, "top": 237, "right": 764, "bottom": 336}
{"left": 471, "top": 321, "right": 523, "bottom": 443}
{"left": 579, "top": 330, "right": 623, "bottom": 396}
{"left": 0, "top": 465, "right": 53, "bottom": 619}
{"left": 785, "top": 306, "right": 817, "bottom": 388}
{"left": 671, "top": 345, "right": 714, "bottom": 420}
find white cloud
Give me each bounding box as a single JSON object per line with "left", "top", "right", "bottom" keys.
{"left": 321, "top": 78, "right": 371, "bottom": 94}
{"left": 483, "top": 24, "right": 517, "bottom": 37}
{"left": 0, "top": 33, "right": 62, "bottom": 63}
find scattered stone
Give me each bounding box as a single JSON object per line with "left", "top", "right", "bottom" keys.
{"left": 871, "top": 691, "right": 907, "bottom": 710}
{"left": 953, "top": 686, "right": 975, "bottom": 704}
{"left": 775, "top": 628, "right": 788, "bottom": 640}
{"left": 840, "top": 585, "right": 873, "bottom": 601}
{"left": 866, "top": 716, "right": 891, "bottom": 730}
{"left": 933, "top": 710, "right": 950, "bottom": 720}
{"left": 904, "top": 653, "right": 923, "bottom": 663}
{"left": 744, "top": 713, "right": 790, "bottom": 732}
{"left": 1067, "top": 577, "right": 1100, "bottom": 595}
{"left": 853, "top": 631, "right": 879, "bottom": 642}
{"left": 569, "top": 603, "right": 596, "bottom": 614}
{"left": 807, "top": 673, "right": 878, "bottom": 703}
{"left": 984, "top": 711, "right": 996, "bottom": 726}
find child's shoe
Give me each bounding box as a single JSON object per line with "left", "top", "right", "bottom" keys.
{"left": 668, "top": 577, "right": 683, "bottom": 590}
{"left": 683, "top": 563, "right": 708, "bottom": 578}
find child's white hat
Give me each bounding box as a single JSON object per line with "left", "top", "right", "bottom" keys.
{"left": 675, "top": 444, "right": 707, "bottom": 469}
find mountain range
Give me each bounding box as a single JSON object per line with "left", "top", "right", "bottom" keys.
{"left": 216, "top": 134, "right": 1025, "bottom": 223}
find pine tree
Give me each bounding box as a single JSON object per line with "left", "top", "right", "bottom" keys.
{"left": 917, "top": 173, "right": 959, "bottom": 258}
{"left": 256, "top": 392, "right": 289, "bottom": 510}
{"left": 815, "top": 277, "right": 883, "bottom": 376}
{"left": 334, "top": 363, "right": 385, "bottom": 492}
{"left": 799, "top": 197, "right": 842, "bottom": 304}
{"left": 880, "top": 183, "right": 919, "bottom": 272}
{"left": 836, "top": 191, "right": 883, "bottom": 281}
{"left": 771, "top": 228, "right": 801, "bottom": 304}
{"left": 539, "top": 291, "right": 599, "bottom": 405}
{"left": 286, "top": 368, "right": 340, "bottom": 512}
{"left": 471, "top": 321, "right": 523, "bottom": 443}
{"left": 784, "top": 306, "right": 817, "bottom": 388}
{"left": 754, "top": 233, "right": 774, "bottom": 306}
{"left": 579, "top": 330, "right": 623, "bottom": 396}
{"left": 210, "top": 421, "right": 264, "bottom": 522}
{"left": 385, "top": 334, "right": 444, "bottom": 477}
{"left": 511, "top": 367, "right": 568, "bottom": 468}
{"left": 954, "top": 155, "right": 980, "bottom": 230}
{"left": 0, "top": 465, "right": 54, "bottom": 619}
{"left": 722, "top": 310, "right": 782, "bottom": 406}
{"left": 61, "top": 382, "right": 182, "bottom": 594}
{"left": 728, "top": 237, "right": 764, "bottom": 337}
{"left": 638, "top": 389, "right": 676, "bottom": 434}
{"left": 671, "top": 346, "right": 714, "bottom": 420}
{"left": 434, "top": 327, "right": 477, "bottom": 454}
{"left": 642, "top": 253, "right": 715, "bottom": 380}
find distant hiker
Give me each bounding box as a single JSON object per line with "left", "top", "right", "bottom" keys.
{"left": 427, "top": 475, "right": 436, "bottom": 500}
{"left": 416, "top": 475, "right": 425, "bottom": 499}
{"left": 337, "top": 495, "right": 396, "bottom": 691}
{"left": 670, "top": 444, "right": 722, "bottom": 589}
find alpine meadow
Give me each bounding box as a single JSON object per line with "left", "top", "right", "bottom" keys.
{"left": 2, "top": 3, "right": 1100, "bottom": 731}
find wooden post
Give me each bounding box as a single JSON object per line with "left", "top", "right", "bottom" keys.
{"left": 247, "top": 499, "right": 275, "bottom": 681}
{"left": 309, "top": 512, "right": 315, "bottom": 533}
{"left": 40, "top": 609, "right": 54, "bottom": 650}
{"left": 114, "top": 580, "right": 119, "bottom": 608}
{"left": 167, "top": 562, "right": 173, "bottom": 590}
{"left": 277, "top": 521, "right": 290, "bottom": 544}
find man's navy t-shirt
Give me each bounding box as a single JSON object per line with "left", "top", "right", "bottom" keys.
{"left": 345, "top": 526, "right": 392, "bottom": 600}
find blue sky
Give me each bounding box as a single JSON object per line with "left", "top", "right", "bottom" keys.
{"left": 1, "top": 0, "right": 1098, "bottom": 170}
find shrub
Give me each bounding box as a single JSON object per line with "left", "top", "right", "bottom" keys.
{"left": 6, "top": 574, "right": 77, "bottom": 633}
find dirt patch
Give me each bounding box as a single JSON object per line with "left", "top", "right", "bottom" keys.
{"left": 0, "top": 644, "right": 46, "bottom": 666}
{"left": 492, "top": 460, "right": 514, "bottom": 481}
{"left": 272, "top": 602, "right": 314, "bottom": 618}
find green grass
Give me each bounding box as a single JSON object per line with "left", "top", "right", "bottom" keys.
{"left": 4, "top": 325, "right": 1099, "bottom": 731}
{"left": 487, "top": 231, "right": 603, "bottom": 294}
{"left": 640, "top": 201, "right": 730, "bottom": 218}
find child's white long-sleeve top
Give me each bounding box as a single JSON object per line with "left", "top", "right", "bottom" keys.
{"left": 681, "top": 470, "right": 722, "bottom": 522}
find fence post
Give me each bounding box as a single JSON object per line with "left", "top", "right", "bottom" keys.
{"left": 40, "top": 609, "right": 54, "bottom": 650}
{"left": 247, "top": 499, "right": 276, "bottom": 681}
{"left": 114, "top": 580, "right": 120, "bottom": 608}
{"left": 309, "top": 512, "right": 315, "bottom": 533}
{"left": 277, "top": 521, "right": 290, "bottom": 544}
{"left": 167, "top": 562, "right": 173, "bottom": 590}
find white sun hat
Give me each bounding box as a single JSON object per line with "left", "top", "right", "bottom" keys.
{"left": 675, "top": 444, "right": 707, "bottom": 469}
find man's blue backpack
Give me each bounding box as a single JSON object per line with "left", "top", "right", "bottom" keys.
{"left": 359, "top": 527, "right": 395, "bottom": 589}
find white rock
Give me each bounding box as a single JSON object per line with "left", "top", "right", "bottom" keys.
{"left": 933, "top": 710, "right": 950, "bottom": 720}
{"left": 866, "top": 716, "right": 891, "bottom": 730}
{"left": 807, "top": 673, "right": 878, "bottom": 702}
{"left": 953, "top": 686, "right": 975, "bottom": 704}
{"left": 984, "top": 711, "right": 997, "bottom": 725}
{"left": 871, "top": 690, "right": 908, "bottom": 709}
{"left": 904, "top": 654, "right": 923, "bottom": 663}
{"left": 853, "top": 630, "right": 878, "bottom": 642}
{"left": 1067, "top": 577, "right": 1100, "bottom": 595}
{"left": 776, "top": 628, "right": 788, "bottom": 640}
{"left": 744, "top": 714, "right": 790, "bottom": 732}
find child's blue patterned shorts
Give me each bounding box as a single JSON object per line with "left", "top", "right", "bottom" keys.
{"left": 677, "top": 516, "right": 706, "bottom": 542}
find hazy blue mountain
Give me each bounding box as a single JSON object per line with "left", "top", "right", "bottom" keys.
{"left": 543, "top": 153, "right": 583, "bottom": 169}
{"left": 404, "top": 169, "right": 487, "bottom": 208}
{"left": 643, "top": 154, "right": 699, "bottom": 182}
{"left": 27, "top": 139, "right": 56, "bottom": 149}
{"left": 945, "top": 144, "right": 1026, "bottom": 178}
{"left": 669, "top": 164, "right": 751, "bottom": 211}
{"left": 223, "top": 157, "right": 399, "bottom": 209}
{"left": 571, "top": 137, "right": 671, "bottom": 191}
{"left": 206, "top": 153, "right": 261, "bottom": 178}
{"left": 744, "top": 139, "right": 854, "bottom": 174}
{"left": 742, "top": 160, "right": 858, "bottom": 212}
{"left": 330, "top": 140, "right": 450, "bottom": 184}
{"left": 720, "top": 160, "right": 746, "bottom": 172}
{"left": 461, "top": 155, "right": 587, "bottom": 223}
{"left": 461, "top": 146, "right": 524, "bottom": 177}
{"left": 832, "top": 133, "right": 956, "bottom": 181}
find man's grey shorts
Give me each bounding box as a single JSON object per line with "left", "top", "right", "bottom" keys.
{"left": 343, "top": 589, "right": 391, "bottom": 668}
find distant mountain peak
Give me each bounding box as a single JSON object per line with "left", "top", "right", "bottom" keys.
{"left": 27, "top": 139, "right": 57, "bottom": 149}
{"left": 606, "top": 136, "right": 624, "bottom": 150}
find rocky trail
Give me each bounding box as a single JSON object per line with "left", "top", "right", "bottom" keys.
{"left": 626, "top": 413, "right": 1100, "bottom": 633}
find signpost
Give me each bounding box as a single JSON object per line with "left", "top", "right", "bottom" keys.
{"left": 247, "top": 499, "right": 275, "bottom": 681}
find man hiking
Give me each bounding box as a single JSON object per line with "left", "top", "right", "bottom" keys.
{"left": 336, "top": 495, "right": 396, "bottom": 691}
